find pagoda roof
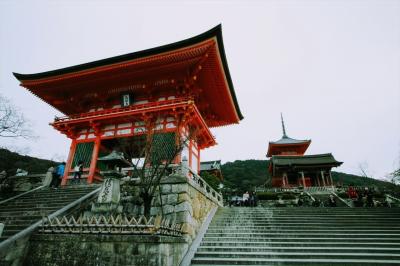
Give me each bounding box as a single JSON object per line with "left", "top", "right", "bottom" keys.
{"left": 97, "top": 150, "right": 132, "bottom": 167}
{"left": 200, "top": 160, "right": 222, "bottom": 171}
{"left": 266, "top": 114, "right": 311, "bottom": 157}
{"left": 266, "top": 137, "right": 311, "bottom": 157}
{"left": 271, "top": 153, "right": 343, "bottom": 167}
{"left": 13, "top": 25, "right": 243, "bottom": 128}
{"left": 269, "top": 136, "right": 311, "bottom": 145}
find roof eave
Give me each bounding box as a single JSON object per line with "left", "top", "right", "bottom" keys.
{"left": 13, "top": 25, "right": 243, "bottom": 122}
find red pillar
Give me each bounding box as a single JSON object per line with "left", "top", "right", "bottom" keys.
{"left": 62, "top": 139, "right": 77, "bottom": 186}
{"left": 88, "top": 136, "right": 101, "bottom": 184}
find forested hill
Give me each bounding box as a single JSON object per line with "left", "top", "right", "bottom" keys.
{"left": 0, "top": 148, "right": 58, "bottom": 176}
{"left": 221, "top": 159, "right": 399, "bottom": 193}
{"left": 0, "top": 148, "right": 397, "bottom": 193}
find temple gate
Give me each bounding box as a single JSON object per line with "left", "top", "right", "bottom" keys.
{"left": 14, "top": 25, "right": 243, "bottom": 185}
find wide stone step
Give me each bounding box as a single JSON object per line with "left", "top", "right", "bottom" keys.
{"left": 213, "top": 217, "right": 400, "bottom": 221}
{"left": 200, "top": 241, "right": 400, "bottom": 247}
{"left": 0, "top": 186, "right": 98, "bottom": 243}
{"left": 0, "top": 208, "right": 61, "bottom": 217}
{"left": 16, "top": 189, "right": 95, "bottom": 197}
{"left": 2, "top": 199, "right": 88, "bottom": 208}
{"left": 216, "top": 211, "right": 400, "bottom": 216}
{"left": 8, "top": 193, "right": 93, "bottom": 202}
{"left": 207, "top": 225, "right": 400, "bottom": 230}
{"left": 206, "top": 229, "right": 400, "bottom": 234}
{"left": 193, "top": 251, "right": 400, "bottom": 260}
{"left": 0, "top": 206, "right": 68, "bottom": 212}
{"left": 191, "top": 257, "right": 400, "bottom": 265}
{"left": 202, "top": 236, "right": 400, "bottom": 242}
{"left": 191, "top": 207, "right": 400, "bottom": 265}
{"left": 210, "top": 221, "right": 400, "bottom": 226}
{"left": 0, "top": 215, "right": 42, "bottom": 221}
{"left": 196, "top": 246, "right": 400, "bottom": 253}
{"left": 204, "top": 232, "right": 400, "bottom": 238}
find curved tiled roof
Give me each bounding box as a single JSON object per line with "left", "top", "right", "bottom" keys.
{"left": 13, "top": 25, "right": 243, "bottom": 122}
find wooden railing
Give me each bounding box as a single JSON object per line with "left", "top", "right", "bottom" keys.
{"left": 53, "top": 97, "right": 191, "bottom": 123}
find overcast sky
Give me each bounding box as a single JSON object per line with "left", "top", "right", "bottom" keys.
{"left": 0, "top": 0, "right": 399, "bottom": 179}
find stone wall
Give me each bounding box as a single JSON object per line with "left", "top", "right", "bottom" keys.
{"left": 25, "top": 234, "right": 188, "bottom": 266}
{"left": 7, "top": 173, "right": 221, "bottom": 265}
{"left": 120, "top": 173, "right": 221, "bottom": 243}
{"left": 152, "top": 174, "right": 221, "bottom": 242}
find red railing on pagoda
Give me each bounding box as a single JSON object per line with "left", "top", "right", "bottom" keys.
{"left": 53, "top": 97, "right": 192, "bottom": 124}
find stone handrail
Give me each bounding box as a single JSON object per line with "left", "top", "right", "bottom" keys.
{"left": 0, "top": 186, "right": 101, "bottom": 256}
{"left": 168, "top": 164, "right": 223, "bottom": 206}
{"left": 331, "top": 191, "right": 352, "bottom": 208}
{"left": 0, "top": 185, "right": 45, "bottom": 205}
{"left": 187, "top": 168, "right": 223, "bottom": 206}
{"left": 386, "top": 194, "right": 400, "bottom": 203}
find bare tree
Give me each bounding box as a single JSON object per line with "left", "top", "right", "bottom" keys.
{"left": 0, "top": 94, "right": 33, "bottom": 138}
{"left": 358, "top": 162, "right": 371, "bottom": 178}
{"left": 390, "top": 168, "right": 400, "bottom": 184}
{"left": 118, "top": 117, "right": 196, "bottom": 217}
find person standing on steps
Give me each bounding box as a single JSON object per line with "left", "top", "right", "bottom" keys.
{"left": 50, "top": 162, "right": 66, "bottom": 189}
{"left": 73, "top": 160, "right": 84, "bottom": 184}
{"left": 328, "top": 194, "right": 337, "bottom": 207}
{"left": 242, "top": 191, "right": 250, "bottom": 207}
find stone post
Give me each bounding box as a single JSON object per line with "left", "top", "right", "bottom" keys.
{"left": 42, "top": 167, "right": 54, "bottom": 187}
{"left": 91, "top": 171, "right": 123, "bottom": 213}
{"left": 300, "top": 172, "right": 306, "bottom": 187}
{"left": 321, "top": 171, "right": 326, "bottom": 187}
{"left": 282, "top": 173, "right": 288, "bottom": 187}
{"left": 180, "top": 156, "right": 189, "bottom": 178}
{"left": 329, "top": 171, "right": 334, "bottom": 187}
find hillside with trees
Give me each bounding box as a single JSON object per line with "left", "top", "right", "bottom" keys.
{"left": 0, "top": 148, "right": 398, "bottom": 193}
{"left": 0, "top": 148, "right": 58, "bottom": 176}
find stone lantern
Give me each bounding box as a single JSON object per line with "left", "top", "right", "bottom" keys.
{"left": 91, "top": 150, "right": 132, "bottom": 214}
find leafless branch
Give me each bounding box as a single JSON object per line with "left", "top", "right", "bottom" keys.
{"left": 0, "top": 94, "right": 34, "bottom": 139}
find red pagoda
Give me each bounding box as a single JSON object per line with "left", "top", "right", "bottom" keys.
{"left": 267, "top": 114, "right": 342, "bottom": 188}
{"left": 14, "top": 25, "right": 243, "bottom": 185}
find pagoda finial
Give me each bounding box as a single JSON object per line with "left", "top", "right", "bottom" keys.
{"left": 281, "top": 113, "right": 288, "bottom": 138}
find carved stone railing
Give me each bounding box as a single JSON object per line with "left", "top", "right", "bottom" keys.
{"left": 39, "top": 214, "right": 183, "bottom": 236}
{"left": 189, "top": 170, "right": 223, "bottom": 206}
{"left": 168, "top": 163, "right": 223, "bottom": 206}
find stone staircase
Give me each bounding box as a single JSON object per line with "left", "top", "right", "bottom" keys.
{"left": 191, "top": 207, "right": 400, "bottom": 265}
{"left": 0, "top": 185, "right": 99, "bottom": 242}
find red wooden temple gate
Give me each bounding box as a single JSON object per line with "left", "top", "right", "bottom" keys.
{"left": 14, "top": 25, "right": 243, "bottom": 185}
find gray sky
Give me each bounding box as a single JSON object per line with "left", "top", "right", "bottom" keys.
{"left": 0, "top": 0, "right": 399, "bottom": 179}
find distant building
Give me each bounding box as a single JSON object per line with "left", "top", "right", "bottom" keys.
{"left": 200, "top": 160, "right": 223, "bottom": 181}
{"left": 267, "top": 114, "right": 342, "bottom": 188}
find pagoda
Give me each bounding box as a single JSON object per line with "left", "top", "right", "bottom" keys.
{"left": 267, "top": 114, "right": 342, "bottom": 188}
{"left": 13, "top": 25, "right": 243, "bottom": 185}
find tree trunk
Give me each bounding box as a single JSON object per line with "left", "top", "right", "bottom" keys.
{"left": 141, "top": 193, "right": 153, "bottom": 218}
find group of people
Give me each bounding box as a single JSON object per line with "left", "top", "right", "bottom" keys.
{"left": 49, "top": 160, "right": 84, "bottom": 188}
{"left": 229, "top": 191, "right": 258, "bottom": 207}
{"left": 347, "top": 186, "right": 375, "bottom": 207}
